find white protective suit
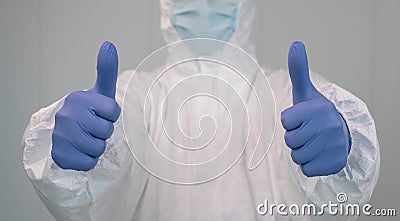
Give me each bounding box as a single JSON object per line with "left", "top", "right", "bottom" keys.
{"left": 22, "top": 0, "right": 380, "bottom": 220}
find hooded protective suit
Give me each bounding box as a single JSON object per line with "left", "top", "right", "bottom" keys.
{"left": 22, "top": 0, "right": 380, "bottom": 220}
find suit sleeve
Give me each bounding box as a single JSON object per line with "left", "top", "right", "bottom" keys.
{"left": 22, "top": 70, "right": 148, "bottom": 221}
{"left": 289, "top": 72, "right": 380, "bottom": 206}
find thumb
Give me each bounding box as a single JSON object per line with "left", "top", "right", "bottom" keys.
{"left": 92, "top": 41, "right": 119, "bottom": 99}
{"left": 288, "top": 41, "right": 321, "bottom": 104}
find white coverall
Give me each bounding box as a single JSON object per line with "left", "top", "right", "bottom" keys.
{"left": 22, "top": 0, "right": 380, "bottom": 220}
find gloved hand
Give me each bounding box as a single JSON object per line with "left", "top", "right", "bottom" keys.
{"left": 281, "top": 41, "right": 351, "bottom": 177}
{"left": 51, "top": 41, "right": 121, "bottom": 171}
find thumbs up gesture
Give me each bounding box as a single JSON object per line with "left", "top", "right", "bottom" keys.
{"left": 51, "top": 42, "right": 121, "bottom": 171}
{"left": 281, "top": 41, "right": 351, "bottom": 177}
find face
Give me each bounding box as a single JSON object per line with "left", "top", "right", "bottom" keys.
{"left": 170, "top": 0, "right": 239, "bottom": 42}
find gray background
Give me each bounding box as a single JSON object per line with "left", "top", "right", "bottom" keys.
{"left": 0, "top": 0, "right": 399, "bottom": 220}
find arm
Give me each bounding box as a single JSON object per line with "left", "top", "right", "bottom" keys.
{"left": 22, "top": 43, "right": 146, "bottom": 220}
{"left": 291, "top": 76, "right": 380, "bottom": 205}
{"left": 281, "top": 42, "right": 380, "bottom": 205}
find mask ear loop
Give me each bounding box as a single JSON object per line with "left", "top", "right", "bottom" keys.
{"left": 170, "top": 7, "right": 176, "bottom": 27}
{"left": 169, "top": 0, "right": 182, "bottom": 40}
{"left": 233, "top": 1, "right": 241, "bottom": 32}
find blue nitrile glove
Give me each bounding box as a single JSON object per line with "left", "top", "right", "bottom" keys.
{"left": 51, "top": 41, "right": 121, "bottom": 171}
{"left": 281, "top": 41, "right": 351, "bottom": 177}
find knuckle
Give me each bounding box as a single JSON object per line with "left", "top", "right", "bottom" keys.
{"left": 300, "top": 165, "right": 314, "bottom": 177}
{"left": 337, "top": 154, "right": 348, "bottom": 170}
{"left": 51, "top": 130, "right": 63, "bottom": 141}
{"left": 54, "top": 110, "right": 70, "bottom": 122}
{"left": 104, "top": 122, "right": 115, "bottom": 138}
{"left": 280, "top": 116, "right": 289, "bottom": 129}
{"left": 51, "top": 148, "right": 71, "bottom": 170}
{"left": 284, "top": 132, "right": 292, "bottom": 146}
{"left": 66, "top": 90, "right": 83, "bottom": 102}
{"left": 322, "top": 98, "right": 335, "bottom": 108}
{"left": 326, "top": 154, "right": 347, "bottom": 175}
{"left": 291, "top": 150, "right": 302, "bottom": 165}
{"left": 280, "top": 110, "right": 287, "bottom": 120}
{"left": 99, "top": 140, "right": 107, "bottom": 153}
{"left": 109, "top": 102, "right": 121, "bottom": 122}
{"left": 64, "top": 91, "right": 90, "bottom": 110}
{"left": 326, "top": 99, "right": 336, "bottom": 110}
{"left": 316, "top": 99, "right": 335, "bottom": 113}
{"left": 51, "top": 148, "right": 63, "bottom": 166}
{"left": 80, "top": 158, "right": 97, "bottom": 171}
{"left": 51, "top": 137, "right": 100, "bottom": 171}
{"left": 280, "top": 107, "right": 289, "bottom": 118}
{"left": 93, "top": 140, "right": 107, "bottom": 156}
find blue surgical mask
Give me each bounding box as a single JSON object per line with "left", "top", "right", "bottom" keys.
{"left": 170, "top": 0, "right": 238, "bottom": 43}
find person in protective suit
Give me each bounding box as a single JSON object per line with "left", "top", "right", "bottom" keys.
{"left": 22, "top": 0, "right": 380, "bottom": 220}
